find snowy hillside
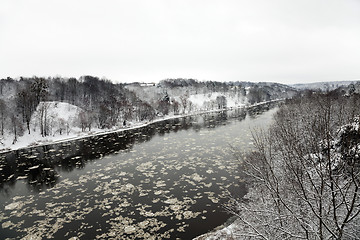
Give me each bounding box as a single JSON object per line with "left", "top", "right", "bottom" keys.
{"left": 187, "top": 92, "right": 246, "bottom": 111}
{"left": 1, "top": 101, "right": 83, "bottom": 151}
{"left": 30, "top": 101, "right": 82, "bottom": 134}
{"left": 126, "top": 79, "right": 296, "bottom": 114}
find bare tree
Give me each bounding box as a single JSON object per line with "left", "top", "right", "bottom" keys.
{"left": 171, "top": 98, "right": 180, "bottom": 115}
{"left": 16, "top": 89, "right": 36, "bottom": 134}
{"left": 31, "top": 77, "right": 48, "bottom": 104}
{"left": 79, "top": 110, "right": 92, "bottom": 131}
{"left": 38, "top": 102, "right": 50, "bottom": 137}
{"left": 0, "top": 99, "right": 6, "bottom": 136}
{"left": 216, "top": 95, "right": 227, "bottom": 109}
{"left": 180, "top": 92, "right": 189, "bottom": 114}
{"left": 10, "top": 113, "right": 23, "bottom": 144}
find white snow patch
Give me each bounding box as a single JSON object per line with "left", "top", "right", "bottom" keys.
{"left": 188, "top": 92, "right": 246, "bottom": 111}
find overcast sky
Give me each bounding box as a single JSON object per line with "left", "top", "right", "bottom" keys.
{"left": 1, "top": 0, "right": 359, "bottom": 84}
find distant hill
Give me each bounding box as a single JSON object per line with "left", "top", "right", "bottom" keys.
{"left": 336, "top": 81, "right": 360, "bottom": 96}
{"left": 291, "top": 81, "right": 360, "bottom": 91}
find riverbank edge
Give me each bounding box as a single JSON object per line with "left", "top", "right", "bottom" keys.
{"left": 193, "top": 216, "right": 239, "bottom": 240}
{"left": 0, "top": 99, "right": 281, "bottom": 155}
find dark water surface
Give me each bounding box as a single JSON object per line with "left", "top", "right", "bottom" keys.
{"left": 0, "top": 104, "right": 278, "bottom": 239}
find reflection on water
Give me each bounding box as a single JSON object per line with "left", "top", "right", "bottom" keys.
{"left": 0, "top": 103, "right": 278, "bottom": 239}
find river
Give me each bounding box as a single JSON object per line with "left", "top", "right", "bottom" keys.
{"left": 0, "top": 103, "right": 278, "bottom": 239}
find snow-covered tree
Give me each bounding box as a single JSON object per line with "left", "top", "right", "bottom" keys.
{"left": 216, "top": 95, "right": 227, "bottom": 109}
{"left": 180, "top": 92, "right": 189, "bottom": 114}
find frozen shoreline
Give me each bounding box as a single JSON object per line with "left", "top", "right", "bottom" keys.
{"left": 0, "top": 100, "right": 280, "bottom": 154}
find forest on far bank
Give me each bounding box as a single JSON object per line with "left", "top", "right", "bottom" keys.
{"left": 0, "top": 76, "right": 298, "bottom": 147}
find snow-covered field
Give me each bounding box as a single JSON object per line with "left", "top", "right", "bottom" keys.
{"left": 188, "top": 92, "right": 246, "bottom": 110}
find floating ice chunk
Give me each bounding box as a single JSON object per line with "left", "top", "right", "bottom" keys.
{"left": 170, "top": 204, "right": 182, "bottom": 211}
{"left": 124, "top": 183, "right": 135, "bottom": 190}
{"left": 164, "top": 198, "right": 178, "bottom": 204}
{"left": 17, "top": 176, "right": 27, "bottom": 180}
{"left": 138, "top": 220, "right": 149, "bottom": 229}
{"left": 68, "top": 237, "right": 80, "bottom": 240}
{"left": 110, "top": 179, "right": 120, "bottom": 184}
{"left": 183, "top": 211, "right": 194, "bottom": 219}
{"left": 5, "top": 201, "right": 23, "bottom": 210}
{"left": 190, "top": 173, "right": 205, "bottom": 182}
{"left": 155, "top": 180, "right": 166, "bottom": 188}
{"left": 2, "top": 221, "right": 12, "bottom": 228}
{"left": 22, "top": 234, "right": 42, "bottom": 240}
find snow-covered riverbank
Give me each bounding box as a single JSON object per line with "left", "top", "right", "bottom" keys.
{"left": 0, "top": 100, "right": 279, "bottom": 154}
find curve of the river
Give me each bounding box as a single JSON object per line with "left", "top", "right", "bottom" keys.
{"left": 0, "top": 103, "right": 278, "bottom": 239}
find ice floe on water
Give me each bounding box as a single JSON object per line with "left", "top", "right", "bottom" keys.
{"left": 5, "top": 202, "right": 23, "bottom": 211}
